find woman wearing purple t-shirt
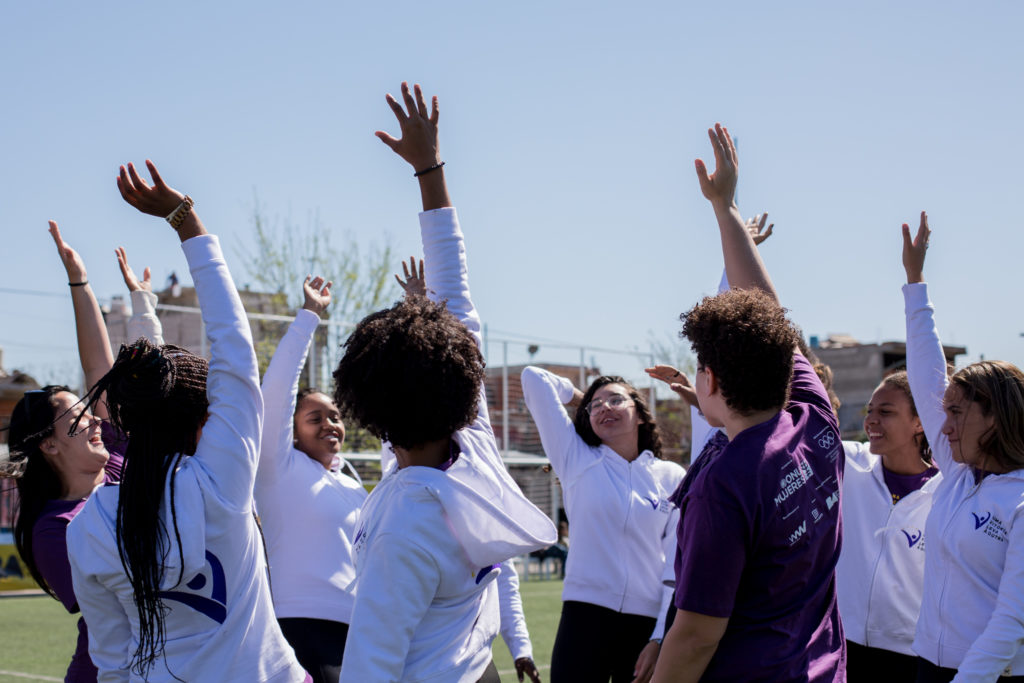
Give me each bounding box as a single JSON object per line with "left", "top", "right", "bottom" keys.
{"left": 2, "top": 224, "right": 159, "bottom": 682}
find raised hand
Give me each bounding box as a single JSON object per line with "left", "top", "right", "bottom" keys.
{"left": 902, "top": 211, "right": 930, "bottom": 284}
{"left": 514, "top": 656, "right": 542, "bottom": 683}
{"left": 375, "top": 82, "right": 441, "bottom": 173}
{"left": 115, "top": 246, "right": 152, "bottom": 293}
{"left": 116, "top": 160, "right": 185, "bottom": 217}
{"left": 301, "top": 275, "right": 332, "bottom": 317}
{"left": 394, "top": 256, "right": 426, "bottom": 299}
{"left": 745, "top": 213, "right": 774, "bottom": 245}
{"left": 695, "top": 123, "right": 738, "bottom": 208}
{"left": 48, "top": 220, "right": 87, "bottom": 283}
{"left": 645, "top": 364, "right": 698, "bottom": 408}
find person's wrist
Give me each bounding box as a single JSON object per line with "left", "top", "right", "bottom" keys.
{"left": 710, "top": 197, "right": 738, "bottom": 214}
{"left": 906, "top": 270, "right": 925, "bottom": 284}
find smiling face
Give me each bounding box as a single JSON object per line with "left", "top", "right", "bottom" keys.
{"left": 943, "top": 385, "right": 995, "bottom": 468}
{"left": 293, "top": 392, "right": 345, "bottom": 466}
{"left": 586, "top": 383, "right": 642, "bottom": 445}
{"left": 863, "top": 384, "right": 923, "bottom": 459}
{"left": 40, "top": 391, "right": 110, "bottom": 482}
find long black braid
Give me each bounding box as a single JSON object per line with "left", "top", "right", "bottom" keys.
{"left": 76, "top": 338, "right": 209, "bottom": 678}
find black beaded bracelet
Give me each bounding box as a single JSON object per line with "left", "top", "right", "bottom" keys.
{"left": 68, "top": 281, "right": 88, "bottom": 287}
{"left": 413, "top": 161, "right": 445, "bottom": 177}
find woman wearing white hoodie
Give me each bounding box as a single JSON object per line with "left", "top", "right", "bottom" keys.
{"left": 254, "top": 274, "right": 367, "bottom": 683}
{"left": 334, "top": 82, "right": 556, "bottom": 683}
{"left": 67, "top": 161, "right": 305, "bottom": 682}
{"left": 903, "top": 212, "right": 1024, "bottom": 683}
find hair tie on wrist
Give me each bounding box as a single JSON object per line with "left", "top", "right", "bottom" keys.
{"left": 413, "top": 161, "right": 445, "bottom": 177}
{"left": 69, "top": 280, "right": 88, "bottom": 287}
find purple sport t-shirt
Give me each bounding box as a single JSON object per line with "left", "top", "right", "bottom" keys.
{"left": 32, "top": 421, "right": 125, "bottom": 683}
{"left": 674, "top": 354, "right": 845, "bottom": 682}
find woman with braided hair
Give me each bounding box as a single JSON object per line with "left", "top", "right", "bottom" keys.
{"left": 2, "top": 224, "right": 161, "bottom": 682}
{"left": 65, "top": 161, "right": 305, "bottom": 681}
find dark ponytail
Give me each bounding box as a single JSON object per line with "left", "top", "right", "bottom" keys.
{"left": 77, "top": 339, "right": 209, "bottom": 677}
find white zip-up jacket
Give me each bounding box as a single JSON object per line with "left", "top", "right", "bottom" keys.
{"left": 338, "top": 208, "right": 556, "bottom": 683}
{"left": 905, "top": 282, "right": 1024, "bottom": 681}
{"left": 837, "top": 440, "right": 941, "bottom": 655}
{"left": 520, "top": 367, "right": 685, "bottom": 618}
{"left": 255, "top": 308, "right": 367, "bottom": 623}
{"left": 68, "top": 234, "right": 305, "bottom": 682}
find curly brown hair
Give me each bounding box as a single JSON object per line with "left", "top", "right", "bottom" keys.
{"left": 332, "top": 296, "right": 484, "bottom": 450}
{"left": 681, "top": 288, "right": 799, "bottom": 415}
{"left": 573, "top": 376, "right": 663, "bottom": 458}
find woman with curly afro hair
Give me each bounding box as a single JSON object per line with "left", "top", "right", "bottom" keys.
{"left": 652, "top": 124, "right": 843, "bottom": 683}
{"left": 333, "top": 83, "right": 555, "bottom": 683}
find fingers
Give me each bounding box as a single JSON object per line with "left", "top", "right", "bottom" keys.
{"left": 394, "top": 273, "right": 406, "bottom": 288}
{"left": 126, "top": 162, "right": 152, "bottom": 193}
{"left": 418, "top": 257, "right": 424, "bottom": 280}
{"left": 145, "top": 160, "right": 167, "bottom": 189}
{"left": 48, "top": 220, "right": 64, "bottom": 249}
{"left": 375, "top": 130, "right": 400, "bottom": 151}
{"left": 722, "top": 124, "right": 737, "bottom": 165}
{"left": 763, "top": 223, "right": 774, "bottom": 239}
{"left": 917, "top": 210, "right": 931, "bottom": 245}
{"left": 322, "top": 280, "right": 332, "bottom": 296}
{"left": 401, "top": 81, "right": 418, "bottom": 120}
{"left": 758, "top": 213, "right": 768, "bottom": 231}
{"left": 430, "top": 94, "right": 439, "bottom": 125}
{"left": 707, "top": 127, "right": 725, "bottom": 170}
{"left": 694, "top": 158, "right": 712, "bottom": 194}
{"left": 413, "top": 83, "right": 429, "bottom": 119}
{"left": 384, "top": 92, "right": 407, "bottom": 125}
{"left": 142, "top": 266, "right": 151, "bottom": 284}
{"left": 901, "top": 223, "right": 913, "bottom": 252}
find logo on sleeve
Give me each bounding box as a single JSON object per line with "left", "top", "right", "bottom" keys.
{"left": 159, "top": 550, "right": 227, "bottom": 624}
{"left": 901, "top": 529, "right": 923, "bottom": 548}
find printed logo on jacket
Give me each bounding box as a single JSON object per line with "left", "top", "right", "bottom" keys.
{"left": 159, "top": 550, "right": 228, "bottom": 623}
{"left": 972, "top": 511, "right": 1009, "bottom": 543}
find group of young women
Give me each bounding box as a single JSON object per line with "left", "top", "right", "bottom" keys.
{"left": 2, "top": 83, "right": 1024, "bottom": 683}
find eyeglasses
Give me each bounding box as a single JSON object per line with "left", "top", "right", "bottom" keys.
{"left": 585, "top": 394, "right": 633, "bottom": 416}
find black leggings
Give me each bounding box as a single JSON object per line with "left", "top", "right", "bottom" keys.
{"left": 915, "top": 657, "right": 1024, "bottom": 683}
{"left": 550, "top": 600, "right": 656, "bottom": 683}
{"left": 277, "top": 617, "right": 349, "bottom": 683}
{"left": 845, "top": 640, "right": 917, "bottom": 681}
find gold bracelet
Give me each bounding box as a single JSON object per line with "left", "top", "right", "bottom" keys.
{"left": 166, "top": 195, "right": 195, "bottom": 229}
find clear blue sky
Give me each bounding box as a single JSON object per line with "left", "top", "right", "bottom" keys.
{"left": 3, "top": 1, "right": 1023, "bottom": 390}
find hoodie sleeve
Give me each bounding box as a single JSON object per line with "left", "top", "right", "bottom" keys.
{"left": 952, "top": 507, "right": 1024, "bottom": 682}
{"left": 67, "top": 506, "right": 132, "bottom": 682}
{"left": 183, "top": 234, "right": 263, "bottom": 512}
{"left": 126, "top": 290, "right": 164, "bottom": 346}
{"left": 339, "top": 530, "right": 440, "bottom": 682}
{"left": 520, "top": 366, "right": 588, "bottom": 483}
{"left": 497, "top": 560, "right": 533, "bottom": 661}
{"left": 257, "top": 309, "right": 318, "bottom": 483}
{"left": 903, "top": 282, "right": 955, "bottom": 474}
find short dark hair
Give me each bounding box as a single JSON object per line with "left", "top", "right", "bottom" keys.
{"left": 681, "top": 288, "right": 799, "bottom": 415}
{"left": 332, "top": 296, "right": 484, "bottom": 450}
{"left": 573, "top": 376, "right": 663, "bottom": 458}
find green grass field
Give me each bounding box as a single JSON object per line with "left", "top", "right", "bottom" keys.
{"left": 0, "top": 579, "right": 563, "bottom": 682}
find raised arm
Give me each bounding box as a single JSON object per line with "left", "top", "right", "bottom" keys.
{"left": 116, "top": 246, "right": 165, "bottom": 346}
{"left": 258, "top": 276, "right": 331, "bottom": 480}
{"left": 695, "top": 124, "right": 778, "bottom": 302}
{"left": 118, "top": 161, "right": 261, "bottom": 510}
{"left": 48, "top": 222, "right": 115, "bottom": 418}
{"left": 901, "top": 212, "right": 953, "bottom": 472}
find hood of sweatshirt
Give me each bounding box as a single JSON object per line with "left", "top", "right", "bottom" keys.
{"left": 368, "top": 433, "right": 556, "bottom": 569}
